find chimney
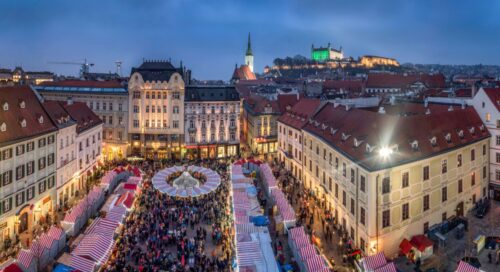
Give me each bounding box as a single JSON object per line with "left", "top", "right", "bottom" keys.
{"left": 471, "top": 84, "right": 477, "bottom": 97}
{"left": 425, "top": 108, "right": 431, "bottom": 115}
{"left": 448, "top": 106, "right": 453, "bottom": 111}
{"left": 67, "top": 97, "right": 73, "bottom": 105}
{"left": 461, "top": 100, "right": 466, "bottom": 109}
{"left": 424, "top": 98, "right": 429, "bottom": 108}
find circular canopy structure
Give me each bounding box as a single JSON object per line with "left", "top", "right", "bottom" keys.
{"left": 152, "top": 165, "right": 221, "bottom": 198}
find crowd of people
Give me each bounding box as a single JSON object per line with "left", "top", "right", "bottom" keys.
{"left": 103, "top": 159, "right": 235, "bottom": 272}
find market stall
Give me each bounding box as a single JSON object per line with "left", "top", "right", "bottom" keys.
{"left": 29, "top": 239, "right": 50, "bottom": 270}
{"left": 84, "top": 217, "right": 119, "bottom": 237}
{"left": 409, "top": 235, "right": 434, "bottom": 261}
{"left": 39, "top": 233, "right": 58, "bottom": 260}
{"left": 72, "top": 233, "right": 115, "bottom": 265}
{"left": 47, "top": 225, "right": 66, "bottom": 253}
{"left": 16, "top": 250, "right": 37, "bottom": 272}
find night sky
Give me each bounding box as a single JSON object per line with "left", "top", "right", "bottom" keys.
{"left": 1, "top": 0, "right": 499, "bottom": 79}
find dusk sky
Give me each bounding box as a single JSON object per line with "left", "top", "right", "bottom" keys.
{"left": 1, "top": 0, "right": 499, "bottom": 79}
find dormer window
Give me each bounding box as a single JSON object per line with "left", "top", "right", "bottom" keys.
{"left": 366, "top": 143, "right": 376, "bottom": 153}
{"left": 330, "top": 128, "right": 337, "bottom": 135}
{"left": 469, "top": 127, "right": 475, "bottom": 135}
{"left": 430, "top": 136, "right": 437, "bottom": 146}
{"left": 314, "top": 121, "right": 320, "bottom": 127}
{"left": 410, "top": 140, "right": 419, "bottom": 150}
{"left": 354, "top": 138, "right": 363, "bottom": 147}
{"left": 458, "top": 130, "right": 464, "bottom": 139}
{"left": 479, "top": 124, "right": 485, "bottom": 131}
{"left": 0, "top": 122, "right": 6, "bottom": 132}
{"left": 341, "top": 133, "right": 350, "bottom": 141}
{"left": 308, "top": 119, "right": 314, "bottom": 124}
{"left": 19, "top": 100, "right": 25, "bottom": 109}
{"left": 20, "top": 118, "right": 26, "bottom": 128}
{"left": 444, "top": 133, "right": 451, "bottom": 143}
{"left": 2, "top": 102, "right": 8, "bottom": 111}
{"left": 321, "top": 123, "right": 328, "bottom": 130}
{"left": 38, "top": 115, "right": 44, "bottom": 124}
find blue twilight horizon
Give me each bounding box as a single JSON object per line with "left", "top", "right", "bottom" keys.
{"left": 0, "top": 0, "right": 499, "bottom": 79}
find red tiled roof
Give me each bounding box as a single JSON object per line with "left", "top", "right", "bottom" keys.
{"left": 482, "top": 88, "right": 500, "bottom": 111}
{"left": 410, "top": 235, "right": 433, "bottom": 252}
{"left": 366, "top": 73, "right": 446, "bottom": 89}
{"left": 61, "top": 102, "right": 102, "bottom": 133}
{"left": 278, "top": 99, "right": 321, "bottom": 130}
{"left": 375, "top": 102, "right": 464, "bottom": 116}
{"left": 244, "top": 94, "right": 279, "bottom": 115}
{"left": 42, "top": 100, "right": 75, "bottom": 128}
{"left": 0, "top": 86, "right": 58, "bottom": 146}
{"left": 277, "top": 94, "right": 300, "bottom": 114}
{"left": 323, "top": 80, "right": 365, "bottom": 92}
{"left": 232, "top": 65, "right": 256, "bottom": 81}
{"left": 304, "top": 102, "right": 489, "bottom": 171}
{"left": 39, "top": 80, "right": 122, "bottom": 88}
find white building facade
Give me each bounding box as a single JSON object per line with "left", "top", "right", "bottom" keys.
{"left": 184, "top": 86, "right": 240, "bottom": 159}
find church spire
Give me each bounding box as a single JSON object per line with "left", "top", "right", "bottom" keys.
{"left": 246, "top": 32, "right": 253, "bottom": 56}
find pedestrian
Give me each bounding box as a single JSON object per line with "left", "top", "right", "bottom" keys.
{"left": 488, "top": 251, "right": 492, "bottom": 263}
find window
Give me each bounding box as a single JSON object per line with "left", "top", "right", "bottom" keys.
{"left": 118, "top": 103, "right": 122, "bottom": 111}
{"left": 109, "top": 102, "right": 114, "bottom": 110}
{"left": 342, "top": 163, "right": 346, "bottom": 177}
{"left": 145, "top": 120, "right": 149, "bottom": 128}
{"left": 335, "top": 157, "right": 339, "bottom": 170}
{"left": 173, "top": 121, "right": 179, "bottom": 128}
{"left": 486, "top": 113, "right": 491, "bottom": 121}
{"left": 38, "top": 138, "right": 46, "bottom": 148}
{"left": 423, "top": 165, "right": 429, "bottom": 181}
{"left": 103, "top": 102, "right": 107, "bottom": 111}
{"left": 47, "top": 153, "right": 54, "bottom": 165}
{"left": 471, "top": 172, "right": 476, "bottom": 186}
{"left": 483, "top": 166, "right": 487, "bottom": 179}
{"left": 146, "top": 92, "right": 150, "bottom": 99}
{"left": 145, "top": 106, "right": 149, "bottom": 113}
{"left": 458, "top": 179, "right": 463, "bottom": 193}
{"left": 342, "top": 191, "right": 346, "bottom": 206}
{"left": 151, "top": 106, "right": 155, "bottom": 113}
{"left": 173, "top": 92, "right": 180, "bottom": 99}
{"left": 360, "top": 207, "right": 365, "bottom": 225}
{"left": 26, "top": 161, "right": 34, "bottom": 175}
{"left": 2, "top": 198, "right": 12, "bottom": 213}
{"left": 96, "top": 102, "right": 100, "bottom": 110}
{"left": 382, "top": 210, "right": 390, "bottom": 228}
{"left": 118, "top": 117, "right": 123, "bottom": 125}
{"left": 350, "top": 198, "right": 355, "bottom": 215}
{"left": 328, "top": 177, "right": 332, "bottom": 191}
{"left": 360, "top": 176, "right": 366, "bottom": 192}
{"left": 483, "top": 144, "right": 486, "bottom": 156}
{"left": 315, "top": 165, "right": 319, "bottom": 178}
{"left": 16, "top": 165, "right": 24, "bottom": 180}
{"left": 496, "top": 170, "right": 500, "bottom": 181}
{"left": 402, "top": 172, "right": 409, "bottom": 188}
{"left": 38, "top": 157, "right": 46, "bottom": 170}
{"left": 133, "top": 91, "right": 140, "bottom": 99}
{"left": 151, "top": 92, "right": 156, "bottom": 99}
{"left": 442, "top": 159, "right": 447, "bottom": 174}
{"left": 16, "top": 145, "right": 24, "bottom": 156}
{"left": 457, "top": 154, "right": 462, "bottom": 167}
{"left": 402, "top": 203, "right": 409, "bottom": 220}
{"left": 423, "top": 195, "right": 430, "bottom": 211}
{"left": 471, "top": 149, "right": 475, "bottom": 161}
{"left": 133, "top": 120, "right": 139, "bottom": 128}
{"left": 335, "top": 183, "right": 338, "bottom": 198}
{"left": 15, "top": 192, "right": 24, "bottom": 207}
{"left": 442, "top": 187, "right": 447, "bottom": 202}
{"left": 133, "top": 105, "right": 139, "bottom": 113}
{"left": 442, "top": 212, "right": 447, "bottom": 222}
{"left": 27, "top": 142, "right": 34, "bottom": 152}
{"left": 39, "top": 180, "right": 46, "bottom": 194}
{"left": 382, "top": 177, "right": 390, "bottom": 194}
{"left": 350, "top": 169, "right": 355, "bottom": 183}
{"left": 173, "top": 106, "right": 179, "bottom": 114}
{"left": 497, "top": 136, "right": 500, "bottom": 145}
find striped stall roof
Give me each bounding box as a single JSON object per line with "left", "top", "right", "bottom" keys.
{"left": 455, "top": 261, "right": 480, "bottom": 272}
{"left": 29, "top": 239, "right": 46, "bottom": 257}
{"left": 305, "top": 254, "right": 326, "bottom": 272}
{"left": 85, "top": 217, "right": 119, "bottom": 236}
{"left": 374, "top": 262, "right": 398, "bottom": 272}
{"left": 293, "top": 235, "right": 310, "bottom": 250}
{"left": 39, "top": 233, "right": 55, "bottom": 249}
{"left": 73, "top": 234, "right": 114, "bottom": 264}
{"left": 363, "top": 252, "right": 387, "bottom": 271}
{"left": 16, "top": 250, "right": 34, "bottom": 270}
{"left": 63, "top": 203, "right": 84, "bottom": 223}
{"left": 299, "top": 244, "right": 317, "bottom": 262}
{"left": 288, "top": 226, "right": 306, "bottom": 240}
{"left": 47, "top": 226, "right": 64, "bottom": 239}
{"left": 236, "top": 241, "right": 264, "bottom": 267}
{"left": 70, "top": 253, "right": 97, "bottom": 272}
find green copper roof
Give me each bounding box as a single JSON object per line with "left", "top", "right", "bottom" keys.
{"left": 246, "top": 32, "right": 253, "bottom": 56}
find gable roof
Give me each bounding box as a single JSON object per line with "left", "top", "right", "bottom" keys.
{"left": 303, "top": 102, "right": 488, "bottom": 171}
{"left": 481, "top": 88, "right": 500, "bottom": 111}
{"left": 185, "top": 86, "right": 240, "bottom": 102}
{"left": 0, "top": 86, "right": 58, "bottom": 146}
{"left": 42, "top": 100, "right": 76, "bottom": 129}
{"left": 366, "top": 73, "right": 446, "bottom": 89}
{"left": 61, "top": 102, "right": 102, "bottom": 134}
{"left": 276, "top": 94, "right": 300, "bottom": 113}
{"left": 278, "top": 98, "right": 322, "bottom": 130}
{"left": 232, "top": 65, "right": 256, "bottom": 81}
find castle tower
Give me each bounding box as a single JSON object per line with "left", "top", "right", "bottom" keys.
{"left": 245, "top": 32, "right": 254, "bottom": 73}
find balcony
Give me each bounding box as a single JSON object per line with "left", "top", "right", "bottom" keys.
{"left": 188, "top": 127, "right": 197, "bottom": 133}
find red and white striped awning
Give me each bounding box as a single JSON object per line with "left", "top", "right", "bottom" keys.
{"left": 85, "top": 217, "right": 119, "bottom": 237}
{"left": 47, "top": 226, "right": 64, "bottom": 240}
{"left": 455, "top": 261, "right": 480, "bottom": 272}
{"left": 293, "top": 235, "right": 309, "bottom": 250}
{"left": 288, "top": 226, "right": 306, "bottom": 240}
{"left": 16, "top": 250, "right": 34, "bottom": 270}
{"left": 305, "top": 254, "right": 326, "bottom": 272}
{"left": 29, "top": 239, "right": 46, "bottom": 257}
{"left": 299, "top": 244, "right": 317, "bottom": 261}
{"left": 374, "top": 262, "right": 397, "bottom": 272}
{"left": 63, "top": 204, "right": 84, "bottom": 223}
{"left": 39, "top": 233, "right": 55, "bottom": 249}
{"left": 363, "top": 252, "right": 387, "bottom": 271}
{"left": 69, "top": 253, "right": 96, "bottom": 272}
{"left": 236, "top": 241, "right": 264, "bottom": 267}
{"left": 105, "top": 205, "right": 127, "bottom": 223}
{"left": 72, "top": 234, "right": 115, "bottom": 264}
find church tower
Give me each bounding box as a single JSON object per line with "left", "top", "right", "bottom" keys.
{"left": 245, "top": 32, "right": 254, "bottom": 73}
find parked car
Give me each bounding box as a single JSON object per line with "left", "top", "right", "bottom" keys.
{"left": 474, "top": 198, "right": 490, "bottom": 218}
{"left": 461, "top": 257, "right": 481, "bottom": 268}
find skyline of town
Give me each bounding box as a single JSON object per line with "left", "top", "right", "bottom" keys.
{"left": 1, "top": 0, "right": 500, "bottom": 79}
